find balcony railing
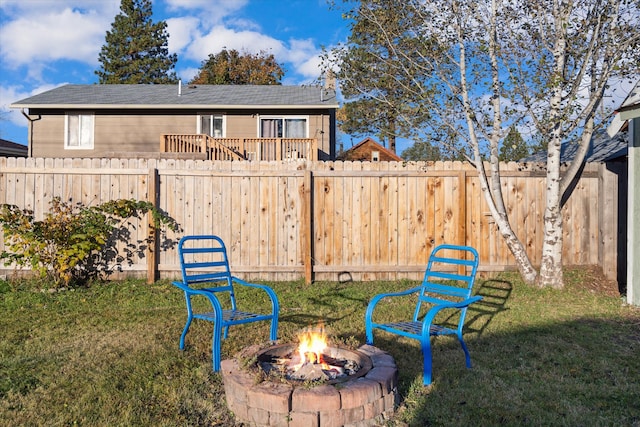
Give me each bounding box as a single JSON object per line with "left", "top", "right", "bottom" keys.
{"left": 160, "top": 134, "right": 318, "bottom": 161}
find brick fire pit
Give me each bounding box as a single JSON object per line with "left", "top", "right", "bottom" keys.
{"left": 221, "top": 344, "right": 398, "bottom": 427}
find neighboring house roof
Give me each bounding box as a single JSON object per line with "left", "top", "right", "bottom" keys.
{"left": 338, "top": 137, "right": 403, "bottom": 161}
{"left": 608, "top": 80, "right": 640, "bottom": 136}
{"left": 10, "top": 84, "right": 339, "bottom": 110}
{"left": 0, "top": 139, "right": 28, "bottom": 157}
{"left": 522, "top": 129, "right": 628, "bottom": 163}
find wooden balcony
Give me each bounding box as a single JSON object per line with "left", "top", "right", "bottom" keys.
{"left": 160, "top": 134, "right": 318, "bottom": 161}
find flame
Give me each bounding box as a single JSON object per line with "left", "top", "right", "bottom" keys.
{"left": 297, "top": 325, "right": 327, "bottom": 365}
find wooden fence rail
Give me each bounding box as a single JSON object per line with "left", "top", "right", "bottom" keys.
{"left": 0, "top": 157, "right": 622, "bottom": 284}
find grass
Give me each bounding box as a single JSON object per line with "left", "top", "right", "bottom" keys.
{"left": 1, "top": 270, "right": 639, "bottom": 426}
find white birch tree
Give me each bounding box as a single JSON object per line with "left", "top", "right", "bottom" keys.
{"left": 327, "top": 0, "right": 639, "bottom": 287}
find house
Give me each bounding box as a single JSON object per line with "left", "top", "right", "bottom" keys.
{"left": 521, "top": 128, "right": 628, "bottom": 163}
{"left": 337, "top": 137, "right": 403, "bottom": 162}
{"left": 0, "top": 139, "right": 28, "bottom": 157}
{"left": 10, "top": 84, "right": 338, "bottom": 161}
{"left": 607, "top": 80, "right": 640, "bottom": 306}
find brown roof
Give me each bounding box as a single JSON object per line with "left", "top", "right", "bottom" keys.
{"left": 338, "top": 137, "right": 403, "bottom": 161}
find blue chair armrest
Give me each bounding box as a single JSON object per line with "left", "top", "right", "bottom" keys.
{"left": 434, "top": 295, "right": 483, "bottom": 310}
{"left": 231, "top": 276, "right": 280, "bottom": 313}
{"left": 171, "top": 280, "right": 224, "bottom": 314}
{"left": 421, "top": 295, "right": 483, "bottom": 336}
{"left": 365, "top": 286, "right": 422, "bottom": 322}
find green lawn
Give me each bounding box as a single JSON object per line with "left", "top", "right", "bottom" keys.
{"left": 1, "top": 270, "right": 639, "bottom": 426}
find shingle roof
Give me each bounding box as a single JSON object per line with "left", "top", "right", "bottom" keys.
{"left": 0, "top": 138, "right": 28, "bottom": 156}
{"left": 522, "top": 129, "right": 628, "bottom": 163}
{"left": 10, "top": 84, "right": 338, "bottom": 109}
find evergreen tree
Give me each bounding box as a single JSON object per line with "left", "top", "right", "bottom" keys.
{"left": 499, "top": 127, "right": 530, "bottom": 161}
{"left": 96, "top": 0, "right": 177, "bottom": 84}
{"left": 325, "top": 0, "right": 433, "bottom": 153}
{"left": 401, "top": 141, "right": 441, "bottom": 161}
{"left": 190, "top": 49, "right": 284, "bottom": 85}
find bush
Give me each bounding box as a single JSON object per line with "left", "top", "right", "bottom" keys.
{"left": 0, "top": 198, "right": 179, "bottom": 287}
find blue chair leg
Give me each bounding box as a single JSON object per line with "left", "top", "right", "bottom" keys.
{"left": 365, "top": 323, "right": 374, "bottom": 345}
{"left": 179, "top": 316, "right": 192, "bottom": 351}
{"left": 458, "top": 333, "right": 473, "bottom": 368}
{"left": 212, "top": 321, "right": 223, "bottom": 372}
{"left": 421, "top": 337, "right": 433, "bottom": 386}
{"left": 269, "top": 316, "right": 278, "bottom": 341}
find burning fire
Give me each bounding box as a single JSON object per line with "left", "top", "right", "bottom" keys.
{"left": 296, "top": 325, "right": 328, "bottom": 366}
{"left": 256, "top": 324, "right": 359, "bottom": 382}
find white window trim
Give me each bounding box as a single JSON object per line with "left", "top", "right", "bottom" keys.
{"left": 64, "top": 112, "right": 94, "bottom": 150}
{"left": 197, "top": 113, "right": 226, "bottom": 138}
{"left": 257, "top": 115, "right": 309, "bottom": 138}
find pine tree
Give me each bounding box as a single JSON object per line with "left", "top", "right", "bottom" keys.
{"left": 325, "top": 0, "right": 433, "bottom": 153}
{"left": 96, "top": 0, "right": 177, "bottom": 84}
{"left": 401, "top": 141, "right": 441, "bottom": 161}
{"left": 190, "top": 49, "right": 284, "bottom": 85}
{"left": 499, "top": 127, "right": 529, "bottom": 161}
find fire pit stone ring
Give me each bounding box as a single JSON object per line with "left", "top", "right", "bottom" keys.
{"left": 221, "top": 343, "right": 398, "bottom": 427}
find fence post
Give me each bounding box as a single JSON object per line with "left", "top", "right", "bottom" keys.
{"left": 301, "top": 169, "right": 313, "bottom": 284}
{"left": 146, "top": 166, "right": 159, "bottom": 284}
{"left": 598, "top": 162, "right": 620, "bottom": 282}
{"left": 457, "top": 169, "right": 468, "bottom": 275}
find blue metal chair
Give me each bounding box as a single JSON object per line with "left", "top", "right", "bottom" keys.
{"left": 171, "top": 235, "right": 279, "bottom": 372}
{"left": 365, "top": 244, "right": 481, "bottom": 385}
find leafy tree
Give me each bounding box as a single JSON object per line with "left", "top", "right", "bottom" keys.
{"left": 401, "top": 141, "right": 441, "bottom": 161}
{"left": 0, "top": 198, "right": 179, "bottom": 287}
{"left": 324, "top": 0, "right": 434, "bottom": 153}
{"left": 190, "top": 49, "right": 285, "bottom": 85}
{"left": 96, "top": 0, "right": 178, "bottom": 84}
{"left": 500, "top": 127, "right": 529, "bottom": 161}
{"left": 331, "top": 0, "right": 640, "bottom": 288}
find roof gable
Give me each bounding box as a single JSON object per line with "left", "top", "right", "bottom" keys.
{"left": 339, "top": 137, "right": 403, "bottom": 161}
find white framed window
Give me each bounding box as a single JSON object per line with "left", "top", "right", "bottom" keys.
{"left": 372, "top": 151, "right": 380, "bottom": 161}
{"left": 259, "top": 116, "right": 308, "bottom": 138}
{"left": 198, "top": 114, "right": 225, "bottom": 137}
{"left": 65, "top": 113, "right": 94, "bottom": 149}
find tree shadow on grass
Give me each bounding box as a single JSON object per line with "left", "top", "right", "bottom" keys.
{"left": 397, "top": 314, "right": 640, "bottom": 426}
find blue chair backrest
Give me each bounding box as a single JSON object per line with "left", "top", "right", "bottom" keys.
{"left": 414, "top": 244, "right": 479, "bottom": 322}
{"left": 178, "top": 235, "right": 234, "bottom": 292}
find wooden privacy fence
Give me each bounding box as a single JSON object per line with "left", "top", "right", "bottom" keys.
{"left": 0, "top": 157, "right": 621, "bottom": 283}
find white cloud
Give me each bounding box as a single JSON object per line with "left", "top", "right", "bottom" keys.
{"left": 285, "top": 38, "right": 317, "bottom": 64}
{"left": 177, "top": 67, "right": 200, "bottom": 83}
{"left": 164, "top": 0, "right": 249, "bottom": 27}
{"left": 185, "top": 25, "right": 286, "bottom": 62}
{"left": 0, "top": 0, "right": 337, "bottom": 87}
{"left": 0, "top": 0, "right": 118, "bottom": 16}
{"left": 294, "top": 56, "right": 323, "bottom": 81}
{"left": 166, "top": 16, "right": 202, "bottom": 54}
{"left": 0, "top": 7, "right": 111, "bottom": 70}
{"left": 1, "top": 83, "right": 65, "bottom": 128}
{"left": 182, "top": 26, "right": 324, "bottom": 81}
{"left": 164, "top": 0, "right": 249, "bottom": 13}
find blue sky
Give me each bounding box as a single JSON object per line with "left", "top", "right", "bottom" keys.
{"left": 0, "top": 0, "right": 372, "bottom": 149}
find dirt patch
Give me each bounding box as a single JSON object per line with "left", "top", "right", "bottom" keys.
{"left": 568, "top": 265, "right": 621, "bottom": 298}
